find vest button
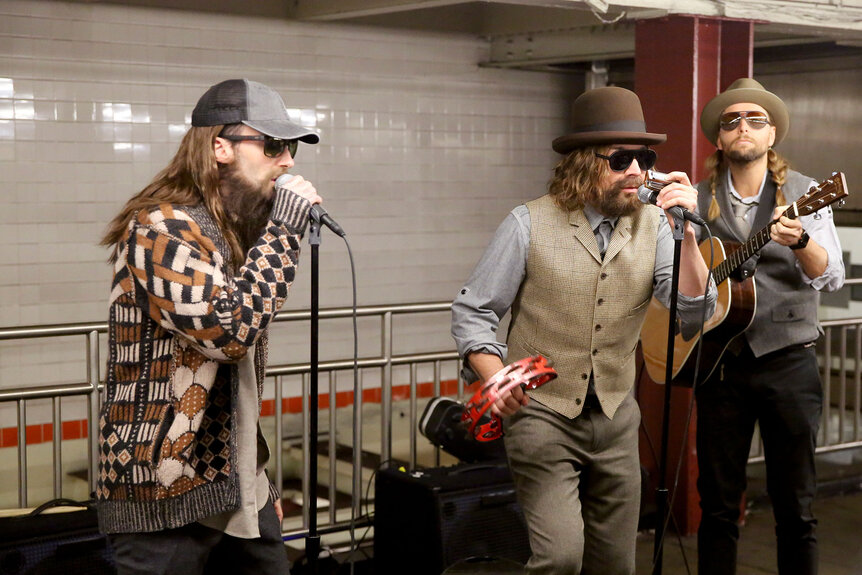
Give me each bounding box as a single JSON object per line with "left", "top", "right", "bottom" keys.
{"left": 595, "top": 325, "right": 601, "bottom": 331}
{"left": 597, "top": 298, "right": 604, "bottom": 305}
{"left": 592, "top": 349, "right": 598, "bottom": 356}
{"left": 600, "top": 272, "right": 608, "bottom": 279}
{"left": 581, "top": 373, "right": 588, "bottom": 380}
{"left": 575, "top": 397, "right": 582, "bottom": 405}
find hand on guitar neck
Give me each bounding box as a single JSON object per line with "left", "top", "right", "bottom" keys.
{"left": 769, "top": 204, "right": 828, "bottom": 279}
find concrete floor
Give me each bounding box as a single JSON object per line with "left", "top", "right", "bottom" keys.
{"left": 634, "top": 490, "right": 862, "bottom": 575}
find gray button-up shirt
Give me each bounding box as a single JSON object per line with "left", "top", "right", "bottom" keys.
{"left": 452, "top": 203, "right": 717, "bottom": 383}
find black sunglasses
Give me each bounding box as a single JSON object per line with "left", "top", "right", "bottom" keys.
{"left": 594, "top": 148, "right": 657, "bottom": 172}
{"left": 220, "top": 134, "right": 298, "bottom": 159}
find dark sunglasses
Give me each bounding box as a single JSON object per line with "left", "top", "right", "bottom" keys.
{"left": 219, "top": 134, "right": 298, "bottom": 158}
{"left": 594, "top": 148, "right": 657, "bottom": 172}
{"left": 719, "top": 111, "right": 771, "bottom": 131}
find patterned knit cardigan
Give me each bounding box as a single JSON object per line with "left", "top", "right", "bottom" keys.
{"left": 96, "top": 189, "right": 310, "bottom": 534}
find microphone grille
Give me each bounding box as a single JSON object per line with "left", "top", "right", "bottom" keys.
{"left": 636, "top": 185, "right": 655, "bottom": 205}
{"left": 275, "top": 173, "right": 292, "bottom": 189}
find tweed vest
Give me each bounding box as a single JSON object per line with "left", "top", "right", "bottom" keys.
{"left": 507, "top": 194, "right": 660, "bottom": 419}
{"left": 695, "top": 169, "right": 822, "bottom": 357}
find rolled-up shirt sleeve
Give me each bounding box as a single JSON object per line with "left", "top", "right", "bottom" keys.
{"left": 798, "top": 202, "right": 845, "bottom": 292}
{"left": 652, "top": 212, "right": 717, "bottom": 338}
{"left": 451, "top": 206, "right": 530, "bottom": 383}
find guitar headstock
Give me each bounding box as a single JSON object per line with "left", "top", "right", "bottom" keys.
{"left": 787, "top": 172, "right": 849, "bottom": 219}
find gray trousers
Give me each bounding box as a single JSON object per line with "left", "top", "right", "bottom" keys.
{"left": 504, "top": 393, "right": 641, "bottom": 575}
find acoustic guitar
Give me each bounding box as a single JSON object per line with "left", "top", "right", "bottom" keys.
{"left": 640, "top": 172, "right": 848, "bottom": 386}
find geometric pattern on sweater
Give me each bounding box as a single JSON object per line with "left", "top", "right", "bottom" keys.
{"left": 97, "top": 195, "right": 309, "bottom": 533}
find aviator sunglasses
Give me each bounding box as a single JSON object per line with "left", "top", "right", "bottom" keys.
{"left": 719, "top": 111, "right": 771, "bottom": 131}
{"left": 219, "top": 134, "right": 299, "bottom": 158}
{"left": 594, "top": 148, "right": 657, "bottom": 172}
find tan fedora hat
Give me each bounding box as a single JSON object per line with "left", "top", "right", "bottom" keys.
{"left": 700, "top": 77, "right": 789, "bottom": 146}
{"left": 552, "top": 86, "right": 666, "bottom": 154}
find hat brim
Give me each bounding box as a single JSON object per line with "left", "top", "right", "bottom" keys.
{"left": 552, "top": 131, "right": 666, "bottom": 154}
{"left": 700, "top": 88, "right": 788, "bottom": 146}
{"left": 243, "top": 119, "right": 320, "bottom": 144}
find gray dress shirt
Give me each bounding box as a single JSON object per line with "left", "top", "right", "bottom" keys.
{"left": 452, "top": 203, "right": 717, "bottom": 382}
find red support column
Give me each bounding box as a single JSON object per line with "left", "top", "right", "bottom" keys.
{"left": 634, "top": 15, "right": 753, "bottom": 535}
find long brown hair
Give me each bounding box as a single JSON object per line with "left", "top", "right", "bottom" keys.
{"left": 101, "top": 124, "right": 245, "bottom": 268}
{"left": 703, "top": 148, "right": 790, "bottom": 221}
{"left": 548, "top": 146, "right": 611, "bottom": 212}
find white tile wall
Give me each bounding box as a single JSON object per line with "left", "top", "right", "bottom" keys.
{"left": 0, "top": 0, "right": 574, "bottom": 397}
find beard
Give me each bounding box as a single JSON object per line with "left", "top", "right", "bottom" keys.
{"left": 589, "top": 175, "right": 644, "bottom": 218}
{"left": 723, "top": 137, "right": 769, "bottom": 164}
{"left": 219, "top": 163, "right": 275, "bottom": 255}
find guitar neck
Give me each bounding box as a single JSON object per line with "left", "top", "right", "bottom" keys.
{"left": 712, "top": 225, "right": 773, "bottom": 284}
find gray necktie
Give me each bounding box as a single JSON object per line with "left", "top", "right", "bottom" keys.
{"left": 732, "top": 202, "right": 754, "bottom": 237}
{"left": 596, "top": 220, "right": 613, "bottom": 257}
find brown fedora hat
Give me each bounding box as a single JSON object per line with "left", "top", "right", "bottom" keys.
{"left": 552, "top": 86, "right": 666, "bottom": 154}
{"left": 700, "top": 77, "right": 789, "bottom": 146}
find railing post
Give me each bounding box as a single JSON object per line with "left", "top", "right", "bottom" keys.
{"left": 53, "top": 397, "right": 62, "bottom": 499}
{"left": 433, "top": 361, "right": 441, "bottom": 466}
{"left": 823, "top": 326, "right": 833, "bottom": 447}
{"left": 17, "top": 399, "right": 27, "bottom": 508}
{"left": 839, "top": 327, "right": 848, "bottom": 444}
{"left": 352, "top": 369, "right": 364, "bottom": 519}
{"left": 301, "top": 372, "right": 310, "bottom": 529}
{"left": 381, "top": 311, "right": 393, "bottom": 464}
{"left": 416, "top": 363, "right": 419, "bottom": 471}
{"left": 275, "top": 375, "right": 283, "bottom": 514}
{"left": 856, "top": 325, "right": 861, "bottom": 441}
{"left": 328, "top": 371, "right": 337, "bottom": 524}
{"left": 87, "top": 330, "right": 101, "bottom": 497}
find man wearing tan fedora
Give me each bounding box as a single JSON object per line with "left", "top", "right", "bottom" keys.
{"left": 452, "top": 86, "right": 715, "bottom": 574}
{"left": 694, "top": 78, "right": 845, "bottom": 575}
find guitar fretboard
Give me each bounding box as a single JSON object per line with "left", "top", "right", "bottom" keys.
{"left": 712, "top": 224, "right": 775, "bottom": 284}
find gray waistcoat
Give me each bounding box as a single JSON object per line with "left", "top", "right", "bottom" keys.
{"left": 695, "top": 169, "right": 821, "bottom": 357}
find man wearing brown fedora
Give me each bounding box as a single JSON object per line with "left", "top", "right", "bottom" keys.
{"left": 693, "top": 78, "right": 845, "bottom": 575}
{"left": 452, "top": 86, "right": 715, "bottom": 574}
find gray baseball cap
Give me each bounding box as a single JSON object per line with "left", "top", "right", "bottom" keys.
{"left": 192, "top": 79, "right": 319, "bottom": 144}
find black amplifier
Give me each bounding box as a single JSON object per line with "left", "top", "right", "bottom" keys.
{"left": 374, "top": 462, "right": 530, "bottom": 575}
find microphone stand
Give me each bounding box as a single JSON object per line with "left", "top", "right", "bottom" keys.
{"left": 652, "top": 213, "right": 685, "bottom": 575}
{"left": 306, "top": 216, "right": 322, "bottom": 575}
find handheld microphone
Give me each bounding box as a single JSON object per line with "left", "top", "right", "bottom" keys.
{"left": 637, "top": 184, "right": 705, "bottom": 226}
{"left": 274, "top": 174, "right": 346, "bottom": 237}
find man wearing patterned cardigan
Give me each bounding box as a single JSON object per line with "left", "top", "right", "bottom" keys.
{"left": 97, "top": 79, "right": 321, "bottom": 574}
{"left": 452, "top": 86, "right": 716, "bottom": 575}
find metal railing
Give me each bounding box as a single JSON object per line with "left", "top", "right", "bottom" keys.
{"left": 2, "top": 297, "right": 862, "bottom": 539}
{"left": 0, "top": 303, "right": 461, "bottom": 528}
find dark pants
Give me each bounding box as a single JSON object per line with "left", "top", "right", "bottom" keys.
{"left": 109, "top": 502, "right": 289, "bottom": 575}
{"left": 695, "top": 341, "right": 821, "bottom": 575}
